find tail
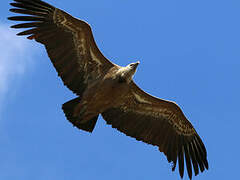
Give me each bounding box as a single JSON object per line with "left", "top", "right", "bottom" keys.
{"left": 62, "top": 97, "right": 98, "bottom": 133}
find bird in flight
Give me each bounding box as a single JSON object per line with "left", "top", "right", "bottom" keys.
{"left": 8, "top": 0, "right": 208, "bottom": 179}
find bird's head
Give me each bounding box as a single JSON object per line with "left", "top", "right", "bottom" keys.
{"left": 117, "top": 61, "right": 140, "bottom": 83}
{"left": 126, "top": 61, "right": 140, "bottom": 76}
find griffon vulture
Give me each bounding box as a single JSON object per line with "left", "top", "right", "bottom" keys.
{"left": 8, "top": 0, "right": 208, "bottom": 179}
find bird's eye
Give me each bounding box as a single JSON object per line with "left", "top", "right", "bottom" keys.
{"left": 130, "top": 64, "right": 134, "bottom": 66}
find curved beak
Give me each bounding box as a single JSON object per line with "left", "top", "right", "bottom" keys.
{"left": 134, "top": 61, "right": 140, "bottom": 68}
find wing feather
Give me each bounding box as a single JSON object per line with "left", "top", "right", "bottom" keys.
{"left": 9, "top": 0, "right": 114, "bottom": 96}
{"left": 192, "top": 139, "right": 205, "bottom": 172}
{"left": 178, "top": 143, "right": 185, "bottom": 178}
{"left": 10, "top": 8, "right": 48, "bottom": 16}
{"left": 102, "top": 82, "right": 208, "bottom": 179}
{"left": 184, "top": 143, "right": 193, "bottom": 179}
{"left": 172, "top": 135, "right": 179, "bottom": 171}
{"left": 189, "top": 141, "right": 199, "bottom": 176}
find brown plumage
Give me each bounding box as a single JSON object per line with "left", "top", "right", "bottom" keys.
{"left": 8, "top": 0, "right": 208, "bottom": 179}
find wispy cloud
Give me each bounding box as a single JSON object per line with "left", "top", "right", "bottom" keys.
{"left": 0, "top": 24, "right": 39, "bottom": 111}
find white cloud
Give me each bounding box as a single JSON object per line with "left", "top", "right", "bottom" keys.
{"left": 0, "top": 24, "right": 40, "bottom": 110}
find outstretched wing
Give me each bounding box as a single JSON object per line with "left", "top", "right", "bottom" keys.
{"left": 102, "top": 82, "right": 208, "bottom": 179}
{"left": 9, "top": 0, "right": 114, "bottom": 96}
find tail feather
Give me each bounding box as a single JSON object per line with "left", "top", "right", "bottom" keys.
{"left": 62, "top": 97, "right": 98, "bottom": 133}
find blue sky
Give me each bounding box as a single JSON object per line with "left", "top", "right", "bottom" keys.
{"left": 0, "top": 0, "right": 240, "bottom": 179}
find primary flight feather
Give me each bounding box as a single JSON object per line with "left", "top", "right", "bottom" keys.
{"left": 8, "top": 0, "right": 208, "bottom": 179}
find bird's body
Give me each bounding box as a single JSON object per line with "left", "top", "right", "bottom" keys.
{"left": 9, "top": 0, "right": 209, "bottom": 179}
{"left": 72, "top": 65, "right": 135, "bottom": 125}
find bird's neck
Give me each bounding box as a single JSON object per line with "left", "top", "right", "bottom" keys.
{"left": 116, "top": 67, "right": 133, "bottom": 84}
